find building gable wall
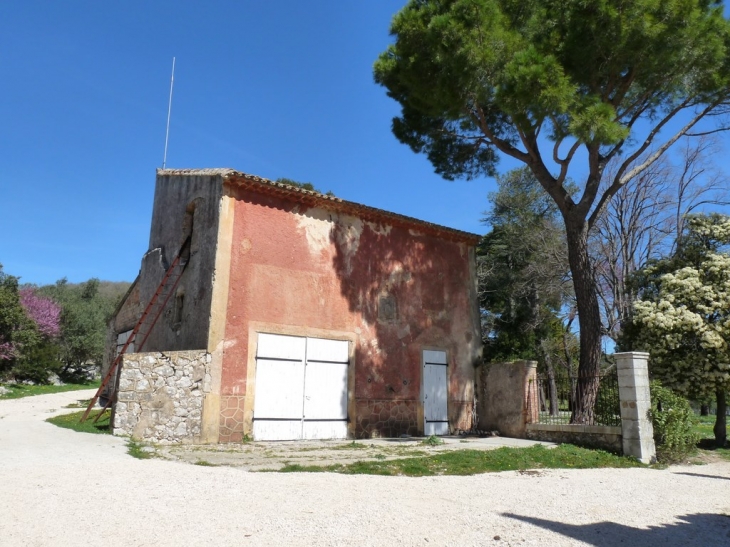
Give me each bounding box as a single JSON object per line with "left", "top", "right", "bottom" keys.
{"left": 216, "top": 185, "right": 482, "bottom": 441}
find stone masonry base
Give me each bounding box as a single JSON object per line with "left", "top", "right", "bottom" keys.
{"left": 113, "top": 350, "right": 211, "bottom": 443}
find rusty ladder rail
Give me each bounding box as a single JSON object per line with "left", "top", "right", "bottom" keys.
{"left": 81, "top": 238, "right": 190, "bottom": 423}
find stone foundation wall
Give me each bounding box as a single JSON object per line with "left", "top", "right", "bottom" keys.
{"left": 219, "top": 395, "right": 247, "bottom": 443}
{"left": 113, "top": 350, "right": 211, "bottom": 443}
{"left": 355, "top": 399, "right": 419, "bottom": 438}
{"left": 525, "top": 424, "right": 623, "bottom": 454}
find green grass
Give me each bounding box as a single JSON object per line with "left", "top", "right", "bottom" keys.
{"left": 330, "top": 441, "right": 370, "bottom": 450}
{"left": 694, "top": 415, "right": 730, "bottom": 461}
{"left": 47, "top": 409, "right": 160, "bottom": 460}
{"left": 271, "top": 444, "right": 643, "bottom": 476}
{"left": 46, "top": 409, "right": 111, "bottom": 434}
{"left": 421, "top": 435, "right": 444, "bottom": 446}
{"left": 127, "top": 440, "right": 154, "bottom": 459}
{"left": 0, "top": 380, "right": 100, "bottom": 400}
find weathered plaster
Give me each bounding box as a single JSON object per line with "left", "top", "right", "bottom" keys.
{"left": 478, "top": 361, "right": 537, "bottom": 437}
{"left": 200, "top": 191, "right": 235, "bottom": 443}
{"left": 218, "top": 186, "right": 481, "bottom": 440}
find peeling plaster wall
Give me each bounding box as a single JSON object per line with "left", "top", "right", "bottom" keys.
{"left": 218, "top": 187, "right": 482, "bottom": 442}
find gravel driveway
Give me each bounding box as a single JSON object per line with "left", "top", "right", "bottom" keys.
{"left": 1, "top": 389, "right": 729, "bottom": 547}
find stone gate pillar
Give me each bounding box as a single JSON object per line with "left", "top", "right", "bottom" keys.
{"left": 615, "top": 352, "right": 656, "bottom": 464}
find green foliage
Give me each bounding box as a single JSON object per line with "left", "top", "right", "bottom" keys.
{"left": 275, "top": 178, "right": 334, "bottom": 197}
{"left": 624, "top": 214, "right": 730, "bottom": 399}
{"left": 273, "top": 444, "right": 642, "bottom": 476}
{"left": 649, "top": 382, "right": 701, "bottom": 463}
{"left": 375, "top": 0, "right": 730, "bottom": 180}
{"left": 38, "top": 278, "right": 129, "bottom": 380}
{"left": 12, "top": 340, "right": 62, "bottom": 384}
{"left": 375, "top": 0, "right": 730, "bottom": 411}
{"left": 478, "top": 168, "right": 573, "bottom": 364}
{"left": 0, "top": 264, "right": 58, "bottom": 382}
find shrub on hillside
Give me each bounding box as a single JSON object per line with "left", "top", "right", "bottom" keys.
{"left": 649, "top": 381, "right": 700, "bottom": 463}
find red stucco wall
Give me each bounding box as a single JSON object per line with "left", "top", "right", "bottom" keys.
{"left": 218, "top": 186, "right": 480, "bottom": 441}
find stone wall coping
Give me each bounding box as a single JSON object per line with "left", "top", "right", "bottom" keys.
{"left": 124, "top": 349, "right": 209, "bottom": 359}
{"left": 614, "top": 351, "right": 650, "bottom": 359}
{"left": 526, "top": 423, "right": 622, "bottom": 435}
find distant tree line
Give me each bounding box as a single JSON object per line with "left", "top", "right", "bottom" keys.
{"left": 0, "top": 264, "right": 129, "bottom": 384}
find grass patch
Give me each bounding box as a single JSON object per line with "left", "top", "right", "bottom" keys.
{"left": 64, "top": 398, "right": 92, "bottom": 408}
{"left": 46, "top": 409, "right": 111, "bottom": 434}
{"left": 0, "top": 380, "right": 100, "bottom": 400}
{"left": 694, "top": 415, "right": 730, "bottom": 461}
{"left": 331, "top": 441, "right": 370, "bottom": 450}
{"left": 421, "top": 435, "right": 444, "bottom": 446}
{"left": 127, "top": 440, "right": 155, "bottom": 459}
{"left": 272, "top": 444, "right": 643, "bottom": 476}
{"left": 194, "top": 460, "right": 217, "bottom": 467}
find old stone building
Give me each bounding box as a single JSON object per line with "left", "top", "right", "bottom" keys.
{"left": 105, "top": 169, "right": 482, "bottom": 443}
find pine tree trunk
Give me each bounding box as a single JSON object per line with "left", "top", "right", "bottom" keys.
{"left": 714, "top": 390, "right": 727, "bottom": 448}
{"left": 565, "top": 219, "right": 603, "bottom": 425}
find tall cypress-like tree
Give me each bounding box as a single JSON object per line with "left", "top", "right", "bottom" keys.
{"left": 374, "top": 0, "right": 730, "bottom": 422}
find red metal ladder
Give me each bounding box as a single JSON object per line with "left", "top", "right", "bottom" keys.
{"left": 80, "top": 238, "right": 190, "bottom": 423}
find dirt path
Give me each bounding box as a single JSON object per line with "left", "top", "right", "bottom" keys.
{"left": 1, "top": 390, "right": 729, "bottom": 547}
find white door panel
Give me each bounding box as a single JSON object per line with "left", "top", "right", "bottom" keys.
{"left": 306, "top": 337, "right": 349, "bottom": 363}
{"left": 424, "top": 421, "right": 449, "bottom": 436}
{"left": 253, "top": 420, "right": 302, "bottom": 441}
{"left": 303, "top": 421, "right": 349, "bottom": 440}
{"left": 423, "top": 350, "right": 448, "bottom": 365}
{"left": 256, "top": 333, "right": 306, "bottom": 360}
{"left": 253, "top": 333, "right": 349, "bottom": 441}
{"left": 303, "top": 362, "right": 348, "bottom": 420}
{"left": 253, "top": 359, "right": 305, "bottom": 419}
{"left": 423, "top": 350, "right": 448, "bottom": 435}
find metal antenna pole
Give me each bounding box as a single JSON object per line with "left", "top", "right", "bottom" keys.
{"left": 162, "top": 57, "right": 176, "bottom": 169}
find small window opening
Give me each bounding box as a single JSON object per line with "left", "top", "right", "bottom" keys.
{"left": 172, "top": 292, "right": 184, "bottom": 331}
{"left": 378, "top": 294, "right": 397, "bottom": 323}
{"left": 180, "top": 202, "right": 196, "bottom": 262}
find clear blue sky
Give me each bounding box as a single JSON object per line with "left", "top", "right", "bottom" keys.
{"left": 1, "top": 2, "right": 728, "bottom": 286}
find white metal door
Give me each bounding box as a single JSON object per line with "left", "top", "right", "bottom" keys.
{"left": 423, "top": 350, "right": 449, "bottom": 436}
{"left": 302, "top": 338, "right": 349, "bottom": 440}
{"left": 253, "top": 333, "right": 349, "bottom": 441}
{"left": 252, "top": 333, "right": 306, "bottom": 440}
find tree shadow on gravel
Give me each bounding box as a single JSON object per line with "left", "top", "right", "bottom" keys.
{"left": 502, "top": 512, "right": 730, "bottom": 546}
{"left": 672, "top": 471, "right": 730, "bottom": 481}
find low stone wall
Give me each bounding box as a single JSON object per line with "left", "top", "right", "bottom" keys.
{"left": 526, "top": 424, "right": 623, "bottom": 454}
{"left": 477, "top": 360, "right": 537, "bottom": 437}
{"left": 113, "top": 350, "right": 212, "bottom": 443}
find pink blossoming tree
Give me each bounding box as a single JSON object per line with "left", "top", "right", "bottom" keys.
{"left": 19, "top": 288, "right": 61, "bottom": 338}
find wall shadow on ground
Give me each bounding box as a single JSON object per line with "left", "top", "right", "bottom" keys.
{"left": 502, "top": 512, "right": 730, "bottom": 546}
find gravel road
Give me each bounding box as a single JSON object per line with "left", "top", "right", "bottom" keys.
{"left": 1, "top": 389, "right": 729, "bottom": 547}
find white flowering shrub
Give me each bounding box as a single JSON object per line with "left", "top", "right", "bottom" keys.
{"left": 628, "top": 215, "right": 730, "bottom": 400}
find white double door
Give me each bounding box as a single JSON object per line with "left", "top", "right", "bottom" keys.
{"left": 252, "top": 333, "right": 349, "bottom": 441}
{"left": 423, "top": 350, "right": 449, "bottom": 435}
